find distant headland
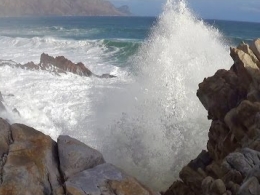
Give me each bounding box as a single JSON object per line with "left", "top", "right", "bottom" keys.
{"left": 0, "top": 0, "right": 131, "bottom": 17}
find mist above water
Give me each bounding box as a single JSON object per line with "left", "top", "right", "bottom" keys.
{"left": 0, "top": 0, "right": 233, "bottom": 191}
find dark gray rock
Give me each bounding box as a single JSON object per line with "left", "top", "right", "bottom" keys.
{"left": 237, "top": 177, "right": 260, "bottom": 195}
{"left": 223, "top": 148, "right": 260, "bottom": 177}
{"left": 57, "top": 135, "right": 105, "bottom": 179}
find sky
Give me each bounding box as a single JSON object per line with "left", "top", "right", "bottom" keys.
{"left": 111, "top": 0, "right": 260, "bottom": 23}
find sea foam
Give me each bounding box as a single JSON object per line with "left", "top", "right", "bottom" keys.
{"left": 0, "top": 0, "right": 233, "bottom": 191}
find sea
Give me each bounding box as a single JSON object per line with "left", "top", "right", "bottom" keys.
{"left": 0, "top": 0, "right": 260, "bottom": 191}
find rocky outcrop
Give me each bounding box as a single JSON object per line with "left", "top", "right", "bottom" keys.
{"left": 0, "top": 0, "right": 131, "bottom": 17}
{"left": 0, "top": 53, "right": 116, "bottom": 78}
{"left": 0, "top": 118, "right": 157, "bottom": 195}
{"left": 164, "top": 39, "right": 260, "bottom": 195}
{"left": 39, "top": 53, "right": 92, "bottom": 77}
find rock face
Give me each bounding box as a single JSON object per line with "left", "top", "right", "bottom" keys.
{"left": 164, "top": 39, "right": 260, "bottom": 195}
{"left": 0, "top": 118, "right": 157, "bottom": 195}
{"left": 0, "top": 0, "right": 131, "bottom": 17}
{"left": 39, "top": 53, "right": 92, "bottom": 77}
{"left": 57, "top": 135, "right": 105, "bottom": 179}
{"left": 0, "top": 53, "right": 116, "bottom": 78}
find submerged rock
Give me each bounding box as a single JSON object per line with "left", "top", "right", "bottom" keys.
{"left": 164, "top": 39, "right": 260, "bottom": 195}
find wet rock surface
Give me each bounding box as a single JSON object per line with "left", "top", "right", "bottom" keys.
{"left": 0, "top": 53, "right": 116, "bottom": 78}
{"left": 164, "top": 39, "right": 260, "bottom": 195}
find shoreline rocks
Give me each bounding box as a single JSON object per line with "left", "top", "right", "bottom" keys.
{"left": 0, "top": 118, "right": 158, "bottom": 195}
{"left": 0, "top": 53, "right": 116, "bottom": 78}
{"left": 164, "top": 39, "right": 260, "bottom": 195}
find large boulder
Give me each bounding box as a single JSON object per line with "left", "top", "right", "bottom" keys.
{"left": 57, "top": 135, "right": 105, "bottom": 179}
{"left": 0, "top": 123, "right": 64, "bottom": 195}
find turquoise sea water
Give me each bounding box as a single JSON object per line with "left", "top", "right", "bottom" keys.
{"left": 0, "top": 16, "right": 259, "bottom": 66}
{"left": 0, "top": 3, "right": 260, "bottom": 191}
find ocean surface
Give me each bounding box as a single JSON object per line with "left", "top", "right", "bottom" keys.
{"left": 0, "top": 1, "right": 260, "bottom": 191}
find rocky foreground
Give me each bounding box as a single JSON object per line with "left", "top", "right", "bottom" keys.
{"left": 1, "top": 38, "right": 260, "bottom": 195}
{"left": 164, "top": 39, "right": 260, "bottom": 195}
{"left": 0, "top": 116, "right": 159, "bottom": 195}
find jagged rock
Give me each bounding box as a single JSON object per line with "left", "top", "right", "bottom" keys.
{"left": 0, "top": 123, "right": 64, "bottom": 195}
{"left": 57, "top": 135, "right": 105, "bottom": 179}
{"left": 237, "top": 42, "right": 260, "bottom": 68}
{"left": 0, "top": 53, "right": 117, "bottom": 78}
{"left": 164, "top": 39, "right": 260, "bottom": 195}
{"left": 197, "top": 69, "right": 247, "bottom": 120}
{"left": 230, "top": 47, "right": 260, "bottom": 86}
{"left": 40, "top": 53, "right": 92, "bottom": 76}
{"left": 250, "top": 38, "right": 260, "bottom": 61}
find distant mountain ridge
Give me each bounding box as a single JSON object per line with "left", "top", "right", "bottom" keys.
{"left": 0, "top": 0, "right": 131, "bottom": 17}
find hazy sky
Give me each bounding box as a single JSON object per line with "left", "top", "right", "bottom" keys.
{"left": 111, "top": 0, "right": 260, "bottom": 23}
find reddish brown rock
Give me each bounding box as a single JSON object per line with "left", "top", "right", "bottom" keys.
{"left": 40, "top": 53, "right": 92, "bottom": 76}
{"left": 0, "top": 53, "right": 118, "bottom": 78}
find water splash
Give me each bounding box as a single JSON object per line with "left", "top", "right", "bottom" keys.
{"left": 0, "top": 0, "right": 233, "bottom": 191}
{"left": 95, "top": 0, "right": 232, "bottom": 190}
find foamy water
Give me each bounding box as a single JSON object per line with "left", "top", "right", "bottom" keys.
{"left": 0, "top": 0, "right": 232, "bottom": 191}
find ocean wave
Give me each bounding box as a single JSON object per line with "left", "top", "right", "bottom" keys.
{"left": 0, "top": 35, "right": 137, "bottom": 73}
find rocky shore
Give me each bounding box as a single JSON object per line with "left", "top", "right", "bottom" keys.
{"left": 1, "top": 37, "right": 260, "bottom": 195}
{"left": 0, "top": 53, "right": 116, "bottom": 78}
{"left": 164, "top": 39, "right": 260, "bottom": 195}
{"left": 0, "top": 117, "right": 159, "bottom": 195}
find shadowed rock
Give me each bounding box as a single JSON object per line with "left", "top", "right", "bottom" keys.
{"left": 164, "top": 39, "right": 260, "bottom": 195}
